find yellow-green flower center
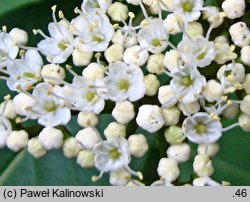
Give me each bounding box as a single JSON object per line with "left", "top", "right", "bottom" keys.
{"left": 92, "top": 35, "right": 103, "bottom": 43}
{"left": 44, "top": 101, "right": 56, "bottom": 112}
{"left": 182, "top": 76, "right": 193, "bottom": 86}
{"left": 23, "top": 72, "right": 36, "bottom": 79}
{"left": 195, "top": 123, "right": 207, "bottom": 134}
{"left": 86, "top": 91, "right": 95, "bottom": 102}
{"left": 182, "top": 2, "right": 193, "bottom": 12}
{"left": 117, "top": 79, "right": 129, "bottom": 91}
{"left": 109, "top": 148, "right": 121, "bottom": 160}
{"left": 57, "top": 41, "right": 68, "bottom": 50}
{"left": 152, "top": 38, "right": 161, "bottom": 47}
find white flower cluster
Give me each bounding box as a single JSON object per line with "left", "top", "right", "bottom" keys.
{"left": 0, "top": 0, "right": 248, "bottom": 186}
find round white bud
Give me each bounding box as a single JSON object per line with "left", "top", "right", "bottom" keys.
{"left": 41, "top": 64, "right": 65, "bottom": 84}
{"left": 104, "top": 44, "right": 124, "bottom": 63}
{"left": 123, "top": 45, "right": 149, "bottom": 66}
{"left": 77, "top": 150, "right": 95, "bottom": 168}
{"left": 63, "top": 137, "right": 82, "bottom": 158}
{"left": 243, "top": 74, "right": 250, "bottom": 94}
{"left": 104, "top": 122, "right": 126, "bottom": 138}
{"left": 202, "top": 80, "right": 223, "bottom": 102}
{"left": 82, "top": 63, "right": 104, "bottom": 81}
{"left": 240, "top": 95, "right": 250, "bottom": 115}
{"left": 241, "top": 46, "right": 250, "bottom": 65}
{"left": 109, "top": 169, "right": 131, "bottom": 186}
{"left": 222, "top": 103, "right": 239, "bottom": 119}
{"left": 77, "top": 111, "right": 98, "bottom": 127}
{"left": 193, "top": 154, "right": 214, "bottom": 177}
{"left": 222, "top": 0, "right": 245, "bottom": 19}
{"left": 147, "top": 54, "right": 165, "bottom": 75}
{"left": 0, "top": 100, "right": 17, "bottom": 119}
{"left": 0, "top": 131, "right": 10, "bottom": 148}
{"left": 164, "top": 126, "right": 185, "bottom": 145}
{"left": 108, "top": 2, "right": 128, "bottom": 22}
{"left": 7, "top": 130, "right": 29, "bottom": 152}
{"left": 112, "top": 101, "right": 135, "bottom": 124}
{"left": 178, "top": 101, "right": 200, "bottom": 116}
{"left": 163, "top": 13, "right": 183, "bottom": 35}
{"left": 157, "top": 158, "right": 180, "bottom": 182}
{"left": 27, "top": 138, "right": 46, "bottom": 158}
{"left": 128, "top": 134, "right": 148, "bottom": 157}
{"left": 197, "top": 143, "right": 219, "bottom": 157}
{"left": 38, "top": 127, "right": 63, "bottom": 150}
{"left": 158, "top": 85, "right": 177, "bottom": 107}
{"left": 13, "top": 93, "right": 36, "bottom": 117}
{"left": 112, "top": 30, "right": 137, "bottom": 48}
{"left": 136, "top": 105, "right": 164, "bottom": 133}
{"left": 162, "top": 106, "right": 181, "bottom": 126}
{"left": 186, "top": 22, "right": 203, "bottom": 38}
{"left": 229, "top": 22, "right": 250, "bottom": 47}
{"left": 9, "top": 28, "right": 28, "bottom": 45}
{"left": 144, "top": 74, "right": 160, "bottom": 96}
{"left": 239, "top": 113, "right": 250, "bottom": 132}
{"left": 126, "top": 0, "right": 140, "bottom": 5}
{"left": 72, "top": 48, "right": 93, "bottom": 66}
{"left": 163, "top": 50, "right": 183, "bottom": 72}
{"left": 75, "top": 127, "right": 100, "bottom": 150}
{"left": 167, "top": 143, "right": 191, "bottom": 163}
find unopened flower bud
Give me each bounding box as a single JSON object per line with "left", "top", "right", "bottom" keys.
{"left": 104, "top": 122, "right": 126, "bottom": 138}
{"left": 239, "top": 113, "right": 250, "bottom": 132}
{"left": 0, "top": 100, "right": 17, "bottom": 119}
{"left": 109, "top": 169, "right": 131, "bottom": 186}
{"left": 82, "top": 63, "right": 104, "bottom": 81}
{"left": 222, "top": 0, "right": 245, "bottom": 19}
{"left": 123, "top": 45, "right": 149, "bottom": 66}
{"left": 112, "top": 101, "right": 135, "bottom": 124}
{"left": 128, "top": 134, "right": 148, "bottom": 157}
{"left": 157, "top": 158, "right": 180, "bottom": 182}
{"left": 77, "top": 150, "right": 95, "bottom": 168}
{"left": 241, "top": 46, "right": 250, "bottom": 65}
{"left": 38, "top": 127, "right": 63, "bottom": 150}
{"left": 77, "top": 111, "right": 98, "bottom": 127}
{"left": 158, "top": 85, "right": 177, "bottom": 107}
{"left": 222, "top": 103, "right": 239, "bottom": 119}
{"left": 167, "top": 143, "right": 191, "bottom": 163}
{"left": 147, "top": 54, "right": 165, "bottom": 75}
{"left": 197, "top": 143, "right": 219, "bottom": 157}
{"left": 108, "top": 2, "right": 128, "bottom": 22}
{"left": 202, "top": 80, "right": 223, "bottom": 102}
{"left": 104, "top": 44, "right": 124, "bottom": 63}
{"left": 229, "top": 22, "right": 250, "bottom": 47}
{"left": 193, "top": 154, "right": 214, "bottom": 177}
{"left": 243, "top": 74, "right": 250, "bottom": 93}
{"left": 163, "top": 13, "right": 183, "bottom": 35}
{"left": 144, "top": 74, "right": 160, "bottom": 96}
{"left": 163, "top": 50, "right": 183, "bottom": 72}
{"left": 164, "top": 126, "right": 185, "bottom": 145}
{"left": 162, "top": 106, "right": 181, "bottom": 126}
{"left": 7, "top": 130, "right": 29, "bottom": 152}
{"left": 186, "top": 22, "right": 203, "bottom": 38}
{"left": 9, "top": 28, "right": 28, "bottom": 45}
{"left": 76, "top": 127, "right": 100, "bottom": 150}
{"left": 240, "top": 95, "right": 250, "bottom": 115}
{"left": 42, "top": 64, "right": 65, "bottom": 84}
{"left": 63, "top": 137, "right": 82, "bottom": 158}
{"left": 72, "top": 49, "right": 93, "bottom": 66}
{"left": 28, "top": 138, "right": 46, "bottom": 158}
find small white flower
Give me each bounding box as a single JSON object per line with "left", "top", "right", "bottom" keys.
{"left": 37, "top": 7, "right": 74, "bottom": 63}
{"left": 182, "top": 112, "right": 222, "bottom": 144}
{"left": 75, "top": 127, "right": 100, "bottom": 150}
{"left": 103, "top": 61, "right": 145, "bottom": 102}
{"left": 222, "top": 0, "right": 245, "bottom": 19}
{"left": 7, "top": 130, "right": 29, "bottom": 152}
{"left": 136, "top": 105, "right": 164, "bottom": 133}
{"left": 157, "top": 158, "right": 180, "bottom": 182}
{"left": 178, "top": 36, "right": 215, "bottom": 68}
{"left": 128, "top": 134, "right": 148, "bottom": 157}
{"left": 0, "top": 31, "right": 19, "bottom": 68}
{"left": 93, "top": 137, "right": 131, "bottom": 172}
{"left": 38, "top": 127, "right": 64, "bottom": 150}
{"left": 6, "top": 50, "right": 43, "bottom": 91}
{"left": 193, "top": 154, "right": 214, "bottom": 177}
{"left": 112, "top": 29, "right": 137, "bottom": 48}
{"left": 170, "top": 67, "right": 206, "bottom": 103}
{"left": 72, "top": 10, "right": 114, "bottom": 52}
{"left": 137, "top": 18, "right": 169, "bottom": 54}
{"left": 173, "top": 0, "right": 204, "bottom": 22}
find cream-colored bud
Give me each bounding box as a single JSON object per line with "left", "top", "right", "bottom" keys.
{"left": 229, "top": 22, "right": 250, "bottom": 47}
{"left": 104, "top": 122, "right": 126, "bottom": 138}
{"left": 108, "top": 2, "right": 129, "bottom": 22}
{"left": 243, "top": 74, "right": 250, "bottom": 94}
{"left": 0, "top": 131, "right": 9, "bottom": 148}
{"left": 109, "top": 169, "right": 131, "bottom": 186}
{"left": 82, "top": 63, "right": 104, "bottom": 81}
{"left": 202, "top": 80, "right": 223, "bottom": 102}
{"left": 164, "top": 126, "right": 185, "bottom": 145}
{"left": 162, "top": 106, "right": 180, "bottom": 126}
{"left": 123, "top": 45, "right": 149, "bottom": 66}
{"left": 128, "top": 134, "right": 148, "bottom": 157}
{"left": 222, "top": 103, "right": 239, "bottom": 119}
{"left": 104, "top": 44, "right": 124, "bottom": 63}
{"left": 0, "top": 100, "right": 17, "bottom": 119}
{"left": 186, "top": 22, "right": 203, "bottom": 38}
{"left": 193, "top": 154, "right": 214, "bottom": 177}
{"left": 63, "top": 137, "right": 82, "bottom": 158}
{"left": 164, "top": 126, "right": 185, "bottom": 144}
{"left": 241, "top": 46, "right": 250, "bottom": 65}
{"left": 163, "top": 13, "right": 183, "bottom": 35}
{"left": 28, "top": 138, "right": 46, "bottom": 158}
{"left": 178, "top": 101, "right": 200, "bottom": 116}
{"left": 72, "top": 48, "right": 93, "bottom": 66}
{"left": 222, "top": 0, "right": 245, "bottom": 19}
{"left": 9, "top": 28, "right": 28, "bottom": 45}
{"left": 239, "top": 113, "right": 250, "bottom": 132}
{"left": 42, "top": 64, "right": 65, "bottom": 84}
{"left": 197, "top": 143, "right": 219, "bottom": 157}
{"left": 167, "top": 143, "right": 190, "bottom": 163}
{"left": 157, "top": 158, "right": 180, "bottom": 182}
{"left": 147, "top": 54, "right": 165, "bottom": 75}
{"left": 144, "top": 74, "right": 160, "bottom": 96}
{"left": 77, "top": 150, "right": 95, "bottom": 168}
{"left": 240, "top": 95, "right": 250, "bottom": 115}
{"left": 76, "top": 127, "right": 100, "bottom": 150}
{"left": 112, "top": 101, "right": 135, "bottom": 124}
{"left": 7, "top": 130, "right": 29, "bottom": 152}
{"left": 38, "top": 127, "right": 64, "bottom": 150}
{"left": 77, "top": 111, "right": 98, "bottom": 128}
{"left": 158, "top": 85, "right": 177, "bottom": 107}
{"left": 163, "top": 50, "right": 183, "bottom": 72}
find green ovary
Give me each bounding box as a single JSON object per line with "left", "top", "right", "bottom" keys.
{"left": 44, "top": 101, "right": 56, "bottom": 112}
{"left": 57, "top": 41, "right": 68, "bottom": 50}
{"left": 151, "top": 38, "right": 161, "bottom": 47}
{"left": 182, "top": 2, "right": 193, "bottom": 12}
{"left": 92, "top": 35, "right": 103, "bottom": 43}
{"left": 195, "top": 123, "right": 207, "bottom": 134}
{"left": 117, "top": 79, "right": 129, "bottom": 91}
{"left": 23, "top": 72, "right": 36, "bottom": 79}
{"left": 109, "top": 148, "right": 121, "bottom": 160}
{"left": 182, "top": 76, "right": 193, "bottom": 86}
{"left": 86, "top": 91, "right": 95, "bottom": 102}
